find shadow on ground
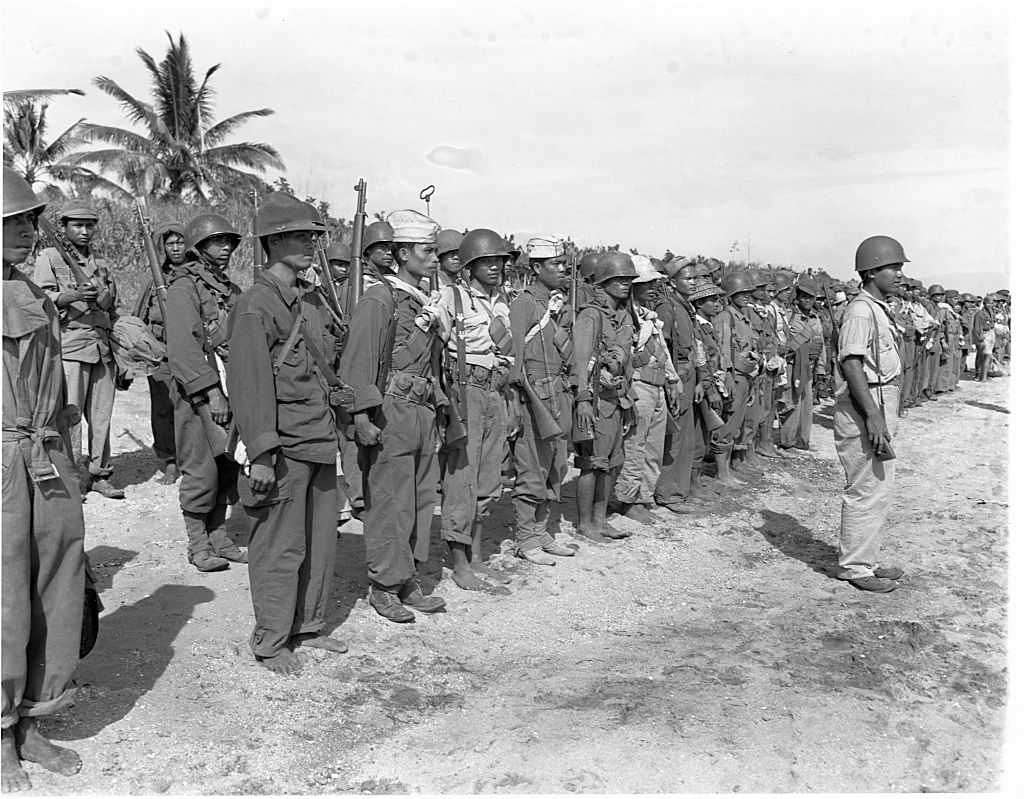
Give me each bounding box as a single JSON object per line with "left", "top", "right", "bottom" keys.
{"left": 756, "top": 508, "right": 838, "bottom": 578}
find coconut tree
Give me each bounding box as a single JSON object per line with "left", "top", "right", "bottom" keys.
{"left": 68, "top": 32, "right": 284, "bottom": 201}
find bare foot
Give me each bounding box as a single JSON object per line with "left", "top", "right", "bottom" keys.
{"left": 289, "top": 633, "right": 348, "bottom": 654}
{"left": 14, "top": 718, "right": 81, "bottom": 777}
{"left": 470, "top": 562, "right": 512, "bottom": 584}
{"left": 256, "top": 650, "right": 302, "bottom": 675}
{"left": 2, "top": 729, "right": 31, "bottom": 792}
{"left": 575, "top": 522, "right": 608, "bottom": 543}
{"left": 451, "top": 568, "right": 493, "bottom": 592}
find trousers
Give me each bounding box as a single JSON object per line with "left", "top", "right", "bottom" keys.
{"left": 242, "top": 456, "right": 336, "bottom": 658}
{"left": 512, "top": 388, "right": 570, "bottom": 551}
{"left": 2, "top": 438, "right": 85, "bottom": 728}
{"left": 711, "top": 373, "right": 751, "bottom": 452}
{"left": 441, "top": 385, "right": 507, "bottom": 545}
{"left": 63, "top": 357, "right": 116, "bottom": 477}
{"left": 148, "top": 364, "right": 177, "bottom": 465}
{"left": 173, "top": 384, "right": 238, "bottom": 514}
{"left": 615, "top": 380, "right": 667, "bottom": 505}
{"left": 833, "top": 383, "right": 900, "bottom": 580}
{"left": 779, "top": 375, "right": 813, "bottom": 449}
{"left": 360, "top": 395, "right": 438, "bottom": 592}
{"left": 654, "top": 379, "right": 695, "bottom": 505}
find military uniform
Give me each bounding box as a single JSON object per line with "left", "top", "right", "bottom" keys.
{"left": 779, "top": 282, "right": 824, "bottom": 450}
{"left": 711, "top": 283, "right": 761, "bottom": 461}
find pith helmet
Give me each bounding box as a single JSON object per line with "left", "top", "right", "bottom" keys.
{"left": 690, "top": 279, "right": 724, "bottom": 302}
{"left": 579, "top": 252, "right": 601, "bottom": 280}
{"left": 459, "top": 228, "right": 509, "bottom": 268}
{"left": 254, "top": 192, "right": 326, "bottom": 237}
{"left": 593, "top": 252, "right": 637, "bottom": 284}
{"left": 720, "top": 270, "right": 756, "bottom": 297}
{"left": 326, "top": 241, "right": 351, "bottom": 263}
{"left": 3, "top": 167, "right": 46, "bottom": 218}
{"left": 436, "top": 229, "right": 463, "bottom": 257}
{"left": 185, "top": 214, "right": 242, "bottom": 253}
{"left": 855, "top": 235, "right": 910, "bottom": 272}
{"left": 927, "top": 284, "right": 945, "bottom": 296}
{"left": 362, "top": 221, "right": 394, "bottom": 251}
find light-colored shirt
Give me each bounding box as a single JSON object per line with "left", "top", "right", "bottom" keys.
{"left": 433, "top": 283, "right": 511, "bottom": 369}
{"left": 837, "top": 292, "right": 901, "bottom": 385}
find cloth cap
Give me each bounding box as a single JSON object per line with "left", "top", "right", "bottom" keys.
{"left": 833, "top": 290, "right": 847, "bottom": 303}
{"left": 690, "top": 278, "right": 724, "bottom": 302}
{"left": 385, "top": 209, "right": 440, "bottom": 243}
{"left": 665, "top": 256, "right": 696, "bottom": 278}
{"left": 526, "top": 236, "right": 564, "bottom": 259}
{"left": 997, "top": 288, "right": 1010, "bottom": 296}
{"left": 59, "top": 201, "right": 99, "bottom": 221}
{"left": 631, "top": 255, "right": 666, "bottom": 284}
{"left": 796, "top": 277, "right": 823, "bottom": 298}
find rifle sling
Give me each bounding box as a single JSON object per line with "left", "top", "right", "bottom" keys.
{"left": 452, "top": 287, "right": 470, "bottom": 419}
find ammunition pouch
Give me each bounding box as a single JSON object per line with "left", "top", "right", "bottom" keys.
{"left": 385, "top": 371, "right": 436, "bottom": 406}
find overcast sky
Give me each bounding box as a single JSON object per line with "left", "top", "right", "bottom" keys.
{"left": 2, "top": 0, "right": 1011, "bottom": 286}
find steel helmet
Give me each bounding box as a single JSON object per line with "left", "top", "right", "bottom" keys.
{"left": 326, "top": 241, "right": 351, "bottom": 263}
{"left": 3, "top": 167, "right": 46, "bottom": 219}
{"left": 254, "top": 192, "right": 326, "bottom": 238}
{"left": 436, "top": 229, "right": 463, "bottom": 258}
{"left": 927, "top": 284, "right": 945, "bottom": 296}
{"left": 579, "top": 252, "right": 601, "bottom": 281}
{"left": 774, "top": 272, "right": 795, "bottom": 290}
{"left": 362, "top": 221, "right": 393, "bottom": 252}
{"left": 593, "top": 252, "right": 638, "bottom": 284}
{"left": 720, "top": 270, "right": 755, "bottom": 298}
{"left": 854, "top": 235, "right": 909, "bottom": 272}
{"left": 752, "top": 269, "right": 772, "bottom": 288}
{"left": 185, "top": 213, "right": 242, "bottom": 253}
{"left": 459, "top": 228, "right": 509, "bottom": 268}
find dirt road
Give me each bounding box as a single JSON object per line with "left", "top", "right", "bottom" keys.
{"left": 27, "top": 374, "right": 1009, "bottom": 794}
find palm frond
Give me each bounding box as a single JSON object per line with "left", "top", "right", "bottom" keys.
{"left": 3, "top": 88, "right": 84, "bottom": 108}
{"left": 92, "top": 76, "right": 154, "bottom": 130}
{"left": 41, "top": 118, "right": 87, "bottom": 161}
{"left": 201, "top": 141, "right": 284, "bottom": 172}
{"left": 202, "top": 109, "right": 274, "bottom": 146}
{"left": 77, "top": 123, "right": 155, "bottom": 153}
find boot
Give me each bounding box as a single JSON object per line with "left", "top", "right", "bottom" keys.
{"left": 184, "top": 511, "right": 229, "bottom": 572}
{"left": 206, "top": 504, "right": 247, "bottom": 562}
{"left": 90, "top": 478, "right": 125, "bottom": 500}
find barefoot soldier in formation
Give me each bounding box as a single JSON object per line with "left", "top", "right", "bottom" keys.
{"left": 2, "top": 168, "right": 87, "bottom": 792}
{"left": 227, "top": 192, "right": 351, "bottom": 673}
{"left": 165, "top": 214, "right": 246, "bottom": 572}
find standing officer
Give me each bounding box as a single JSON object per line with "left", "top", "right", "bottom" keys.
{"left": 436, "top": 229, "right": 464, "bottom": 289}
{"left": 227, "top": 192, "right": 349, "bottom": 675}
{"left": 2, "top": 168, "right": 87, "bottom": 791}
{"left": 33, "top": 201, "right": 124, "bottom": 499}
{"left": 166, "top": 214, "right": 245, "bottom": 572}
{"left": 653, "top": 257, "right": 702, "bottom": 512}
{"left": 338, "top": 209, "right": 447, "bottom": 622}
{"left": 571, "top": 252, "right": 637, "bottom": 540}
{"left": 508, "top": 236, "right": 575, "bottom": 565}
{"left": 834, "top": 236, "right": 907, "bottom": 592}
{"left": 133, "top": 221, "right": 187, "bottom": 484}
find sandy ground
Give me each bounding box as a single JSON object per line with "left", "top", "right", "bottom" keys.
{"left": 20, "top": 370, "right": 1009, "bottom": 794}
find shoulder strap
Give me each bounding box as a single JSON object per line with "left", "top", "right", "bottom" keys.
{"left": 376, "top": 281, "right": 399, "bottom": 396}
{"left": 272, "top": 311, "right": 304, "bottom": 377}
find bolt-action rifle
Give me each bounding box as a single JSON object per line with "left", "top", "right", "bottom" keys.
{"left": 134, "top": 204, "right": 167, "bottom": 321}
{"left": 348, "top": 179, "right": 367, "bottom": 316}
{"left": 37, "top": 215, "right": 110, "bottom": 305}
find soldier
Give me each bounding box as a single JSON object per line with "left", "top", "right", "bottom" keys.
{"left": 337, "top": 209, "right": 447, "bottom": 622}
{"left": 779, "top": 278, "right": 824, "bottom": 450}
{"left": 227, "top": 192, "right": 349, "bottom": 675}
{"left": 431, "top": 228, "right": 523, "bottom": 590}
{"left": 973, "top": 293, "right": 996, "bottom": 381}
{"left": 165, "top": 214, "right": 245, "bottom": 572}
{"left": 614, "top": 257, "right": 682, "bottom": 522}
{"left": 652, "top": 257, "right": 702, "bottom": 512}
{"left": 834, "top": 236, "right": 908, "bottom": 592}
{"left": 508, "top": 236, "right": 575, "bottom": 565}
{"left": 749, "top": 269, "right": 787, "bottom": 459}
{"left": 571, "top": 252, "right": 637, "bottom": 539}
{"left": 2, "top": 168, "right": 87, "bottom": 791}
{"left": 691, "top": 278, "right": 728, "bottom": 481}
{"left": 436, "top": 229, "right": 464, "bottom": 288}
{"left": 705, "top": 257, "right": 725, "bottom": 286}
{"left": 360, "top": 220, "right": 394, "bottom": 287}
{"left": 928, "top": 285, "right": 957, "bottom": 394}
{"left": 33, "top": 201, "right": 124, "bottom": 499}
{"left": 133, "top": 221, "right": 187, "bottom": 484}
{"left": 576, "top": 252, "right": 600, "bottom": 309}
{"left": 711, "top": 271, "right": 762, "bottom": 484}
{"left": 890, "top": 278, "right": 917, "bottom": 417}
{"left": 325, "top": 240, "right": 351, "bottom": 287}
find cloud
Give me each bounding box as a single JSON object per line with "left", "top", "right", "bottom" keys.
{"left": 426, "top": 145, "right": 483, "bottom": 171}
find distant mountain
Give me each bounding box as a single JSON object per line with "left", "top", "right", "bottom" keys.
{"left": 913, "top": 271, "right": 1009, "bottom": 295}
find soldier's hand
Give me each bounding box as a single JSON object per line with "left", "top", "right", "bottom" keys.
{"left": 248, "top": 452, "right": 276, "bottom": 494}
{"left": 354, "top": 413, "right": 383, "bottom": 447}
{"left": 207, "top": 387, "right": 231, "bottom": 426}
{"left": 694, "top": 382, "right": 705, "bottom": 404}
{"left": 79, "top": 283, "right": 100, "bottom": 301}
{"left": 57, "top": 287, "right": 90, "bottom": 306}
{"left": 575, "top": 400, "right": 595, "bottom": 437}
{"left": 865, "top": 410, "right": 890, "bottom": 456}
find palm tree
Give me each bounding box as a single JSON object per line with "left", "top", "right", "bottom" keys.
{"left": 3, "top": 88, "right": 126, "bottom": 200}
{"left": 69, "top": 32, "right": 284, "bottom": 201}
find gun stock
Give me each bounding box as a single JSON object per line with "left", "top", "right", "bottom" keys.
{"left": 349, "top": 179, "right": 367, "bottom": 314}
{"left": 314, "top": 240, "right": 346, "bottom": 329}
{"left": 134, "top": 204, "right": 168, "bottom": 321}
{"left": 521, "top": 376, "right": 563, "bottom": 441}
{"left": 698, "top": 397, "right": 725, "bottom": 431}
{"left": 568, "top": 244, "right": 578, "bottom": 317}
{"left": 251, "top": 189, "right": 263, "bottom": 278}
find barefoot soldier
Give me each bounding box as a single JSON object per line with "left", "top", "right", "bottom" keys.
{"left": 227, "top": 192, "right": 351, "bottom": 672}
{"left": 433, "top": 228, "right": 516, "bottom": 591}
{"left": 133, "top": 221, "right": 187, "bottom": 484}
{"left": 2, "top": 168, "right": 87, "bottom": 792}
{"left": 337, "top": 209, "right": 448, "bottom": 623}
{"left": 571, "top": 251, "right": 637, "bottom": 541}
{"left": 33, "top": 201, "right": 124, "bottom": 500}
{"left": 834, "top": 236, "right": 908, "bottom": 593}
{"left": 166, "top": 214, "right": 246, "bottom": 572}
{"left": 507, "top": 236, "right": 576, "bottom": 565}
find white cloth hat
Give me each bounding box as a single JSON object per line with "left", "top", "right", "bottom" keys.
{"left": 526, "top": 236, "right": 564, "bottom": 259}
{"left": 385, "top": 209, "right": 440, "bottom": 243}
{"left": 631, "top": 254, "right": 665, "bottom": 284}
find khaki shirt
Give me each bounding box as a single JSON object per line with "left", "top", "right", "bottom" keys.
{"left": 837, "top": 293, "right": 901, "bottom": 385}
{"left": 433, "top": 284, "right": 511, "bottom": 369}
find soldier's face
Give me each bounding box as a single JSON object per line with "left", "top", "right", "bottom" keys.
{"left": 439, "top": 251, "right": 461, "bottom": 276}
{"left": 199, "top": 234, "right": 237, "bottom": 268}
{"left": 399, "top": 243, "right": 438, "bottom": 280}
{"left": 874, "top": 264, "right": 903, "bottom": 296}
{"left": 3, "top": 210, "right": 38, "bottom": 266}
{"left": 731, "top": 289, "right": 752, "bottom": 308}
{"left": 603, "top": 276, "right": 633, "bottom": 301}
{"left": 328, "top": 259, "right": 349, "bottom": 281}
{"left": 533, "top": 257, "right": 565, "bottom": 290}
{"left": 163, "top": 233, "right": 186, "bottom": 265}
{"left": 796, "top": 293, "right": 815, "bottom": 313}
{"left": 633, "top": 281, "right": 661, "bottom": 308}
{"left": 366, "top": 242, "right": 394, "bottom": 270}
{"left": 775, "top": 287, "right": 793, "bottom": 305}
{"left": 675, "top": 269, "right": 700, "bottom": 297}
{"left": 470, "top": 256, "right": 504, "bottom": 288}
{"left": 63, "top": 219, "right": 95, "bottom": 248}
{"left": 695, "top": 297, "right": 718, "bottom": 318}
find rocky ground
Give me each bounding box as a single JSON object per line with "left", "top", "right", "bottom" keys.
{"left": 21, "top": 370, "right": 1011, "bottom": 794}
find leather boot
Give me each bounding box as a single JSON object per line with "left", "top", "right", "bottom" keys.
{"left": 185, "top": 511, "right": 229, "bottom": 572}
{"left": 206, "top": 504, "right": 247, "bottom": 562}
